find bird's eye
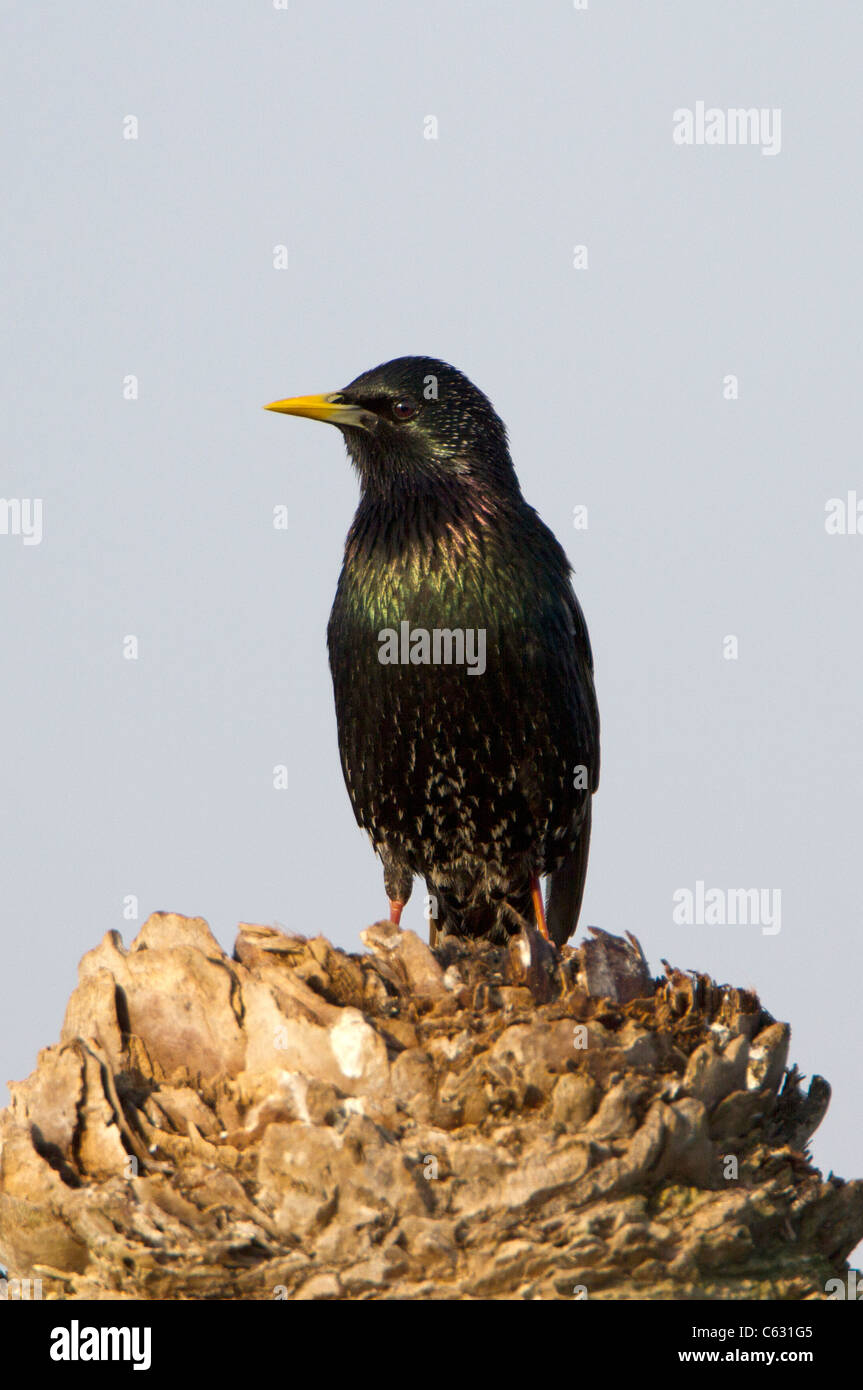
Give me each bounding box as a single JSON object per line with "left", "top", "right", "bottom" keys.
{"left": 391, "top": 398, "right": 418, "bottom": 422}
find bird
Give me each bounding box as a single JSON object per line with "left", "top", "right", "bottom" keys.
{"left": 265, "top": 357, "right": 599, "bottom": 947}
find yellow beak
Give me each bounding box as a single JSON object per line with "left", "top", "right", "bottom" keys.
{"left": 263, "top": 392, "right": 369, "bottom": 427}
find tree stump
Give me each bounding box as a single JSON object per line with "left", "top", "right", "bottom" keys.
{"left": 0, "top": 913, "right": 859, "bottom": 1300}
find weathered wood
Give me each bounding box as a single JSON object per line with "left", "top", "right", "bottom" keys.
{"left": 0, "top": 912, "right": 859, "bottom": 1300}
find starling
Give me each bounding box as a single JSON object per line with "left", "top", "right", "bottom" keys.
{"left": 265, "top": 357, "right": 599, "bottom": 946}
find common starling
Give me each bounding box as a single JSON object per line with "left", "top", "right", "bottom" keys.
{"left": 265, "top": 357, "right": 599, "bottom": 946}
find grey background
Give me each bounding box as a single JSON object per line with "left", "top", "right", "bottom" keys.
{"left": 2, "top": 0, "right": 861, "bottom": 1242}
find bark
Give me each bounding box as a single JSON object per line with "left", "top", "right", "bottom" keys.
{"left": 0, "top": 913, "right": 859, "bottom": 1300}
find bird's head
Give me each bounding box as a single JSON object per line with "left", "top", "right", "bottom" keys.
{"left": 265, "top": 356, "right": 517, "bottom": 500}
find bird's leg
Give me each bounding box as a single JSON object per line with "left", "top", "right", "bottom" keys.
{"left": 531, "top": 875, "right": 551, "bottom": 941}
{"left": 382, "top": 849, "right": 412, "bottom": 929}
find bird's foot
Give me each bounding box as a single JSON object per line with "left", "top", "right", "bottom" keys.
{"left": 388, "top": 899, "right": 407, "bottom": 926}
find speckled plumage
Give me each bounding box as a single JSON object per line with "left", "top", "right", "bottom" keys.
{"left": 274, "top": 357, "right": 599, "bottom": 945}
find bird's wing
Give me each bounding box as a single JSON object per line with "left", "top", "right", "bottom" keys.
{"left": 546, "top": 798, "right": 592, "bottom": 945}
{"left": 533, "top": 569, "right": 599, "bottom": 945}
